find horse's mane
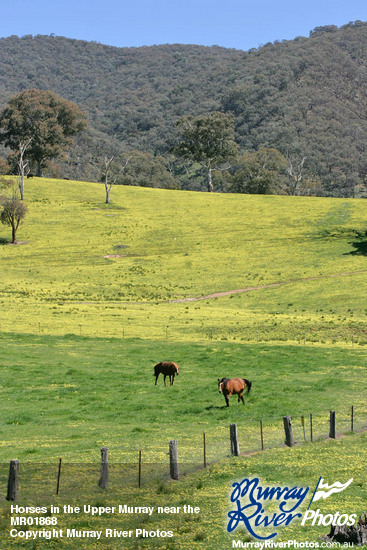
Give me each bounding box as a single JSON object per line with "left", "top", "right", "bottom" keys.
{"left": 219, "top": 377, "right": 230, "bottom": 385}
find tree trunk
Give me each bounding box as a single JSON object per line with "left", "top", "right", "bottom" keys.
{"left": 207, "top": 165, "right": 213, "bottom": 192}
{"left": 105, "top": 187, "right": 111, "bottom": 204}
{"left": 19, "top": 175, "right": 25, "bottom": 200}
{"left": 37, "top": 161, "right": 43, "bottom": 177}
{"left": 12, "top": 226, "right": 17, "bottom": 244}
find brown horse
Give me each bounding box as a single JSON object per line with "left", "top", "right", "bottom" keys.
{"left": 154, "top": 361, "right": 179, "bottom": 386}
{"left": 218, "top": 377, "right": 252, "bottom": 407}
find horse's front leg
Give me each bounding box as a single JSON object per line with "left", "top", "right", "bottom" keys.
{"left": 170, "top": 374, "right": 175, "bottom": 386}
{"left": 155, "top": 374, "right": 159, "bottom": 385}
{"left": 224, "top": 393, "right": 230, "bottom": 407}
{"left": 164, "top": 375, "right": 167, "bottom": 386}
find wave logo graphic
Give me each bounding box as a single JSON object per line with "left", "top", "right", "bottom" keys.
{"left": 302, "top": 477, "right": 356, "bottom": 528}
{"left": 309, "top": 477, "right": 353, "bottom": 507}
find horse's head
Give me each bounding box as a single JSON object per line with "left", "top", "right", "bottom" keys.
{"left": 175, "top": 363, "right": 179, "bottom": 375}
{"left": 218, "top": 378, "right": 226, "bottom": 393}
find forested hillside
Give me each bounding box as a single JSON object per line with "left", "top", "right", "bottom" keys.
{"left": 0, "top": 21, "right": 366, "bottom": 196}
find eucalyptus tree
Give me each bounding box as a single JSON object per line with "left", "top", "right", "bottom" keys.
{"left": 231, "top": 147, "right": 288, "bottom": 194}
{"left": 0, "top": 89, "right": 87, "bottom": 178}
{"left": 173, "top": 112, "right": 238, "bottom": 192}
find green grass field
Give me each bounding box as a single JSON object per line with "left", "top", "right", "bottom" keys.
{"left": 1, "top": 178, "right": 367, "bottom": 343}
{"left": 0, "top": 432, "right": 366, "bottom": 549}
{"left": 0, "top": 333, "right": 366, "bottom": 463}
{"left": 0, "top": 178, "right": 366, "bottom": 548}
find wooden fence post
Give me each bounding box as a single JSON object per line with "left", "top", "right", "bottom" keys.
{"left": 98, "top": 447, "right": 109, "bottom": 489}
{"left": 283, "top": 416, "right": 294, "bottom": 447}
{"left": 169, "top": 440, "right": 179, "bottom": 480}
{"left": 301, "top": 416, "right": 306, "bottom": 441}
{"left": 138, "top": 450, "right": 142, "bottom": 489}
{"left": 203, "top": 433, "right": 207, "bottom": 468}
{"left": 6, "top": 460, "right": 19, "bottom": 501}
{"left": 310, "top": 413, "right": 313, "bottom": 442}
{"left": 329, "top": 411, "right": 336, "bottom": 439}
{"left": 230, "top": 424, "right": 240, "bottom": 456}
{"left": 56, "top": 458, "right": 62, "bottom": 495}
{"left": 351, "top": 406, "right": 354, "bottom": 432}
{"left": 260, "top": 420, "right": 264, "bottom": 450}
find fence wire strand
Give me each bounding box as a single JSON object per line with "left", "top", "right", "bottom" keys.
{"left": 1, "top": 404, "right": 365, "bottom": 503}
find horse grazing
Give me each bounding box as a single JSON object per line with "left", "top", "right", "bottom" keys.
{"left": 154, "top": 361, "right": 179, "bottom": 386}
{"left": 218, "top": 377, "right": 252, "bottom": 407}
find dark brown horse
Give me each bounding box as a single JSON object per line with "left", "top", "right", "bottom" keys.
{"left": 218, "top": 377, "right": 252, "bottom": 407}
{"left": 154, "top": 361, "right": 179, "bottom": 386}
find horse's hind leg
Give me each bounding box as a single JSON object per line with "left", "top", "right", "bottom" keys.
{"left": 164, "top": 375, "right": 167, "bottom": 386}
{"left": 239, "top": 392, "right": 245, "bottom": 405}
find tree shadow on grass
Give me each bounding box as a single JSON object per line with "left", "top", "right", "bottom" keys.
{"left": 345, "top": 233, "right": 367, "bottom": 256}
{"left": 0, "top": 237, "right": 9, "bottom": 245}
{"left": 314, "top": 228, "right": 367, "bottom": 256}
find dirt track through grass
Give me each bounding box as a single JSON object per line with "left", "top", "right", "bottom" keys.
{"left": 169, "top": 269, "right": 367, "bottom": 303}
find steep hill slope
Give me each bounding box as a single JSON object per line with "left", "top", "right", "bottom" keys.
{"left": 0, "top": 23, "right": 367, "bottom": 194}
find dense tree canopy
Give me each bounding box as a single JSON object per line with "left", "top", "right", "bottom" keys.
{"left": 0, "top": 22, "right": 366, "bottom": 195}
{"left": 173, "top": 112, "right": 238, "bottom": 192}
{"left": 0, "top": 89, "right": 87, "bottom": 176}
{"left": 119, "top": 151, "right": 177, "bottom": 189}
{"left": 230, "top": 148, "right": 288, "bottom": 194}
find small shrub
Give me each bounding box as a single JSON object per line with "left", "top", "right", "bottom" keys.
{"left": 194, "top": 530, "right": 206, "bottom": 541}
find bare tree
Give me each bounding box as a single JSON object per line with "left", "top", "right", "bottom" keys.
{"left": 101, "top": 155, "right": 130, "bottom": 204}
{"left": 284, "top": 154, "right": 307, "bottom": 195}
{"left": 17, "top": 138, "right": 32, "bottom": 200}
{"left": 102, "top": 156, "right": 116, "bottom": 204}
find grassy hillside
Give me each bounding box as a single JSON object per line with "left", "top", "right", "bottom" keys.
{"left": 1, "top": 178, "right": 366, "bottom": 459}
{"left": 1, "top": 177, "right": 367, "bottom": 344}
{"left": 1, "top": 181, "right": 366, "bottom": 548}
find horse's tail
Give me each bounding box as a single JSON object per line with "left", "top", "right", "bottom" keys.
{"left": 153, "top": 362, "right": 162, "bottom": 375}
{"left": 243, "top": 379, "right": 252, "bottom": 394}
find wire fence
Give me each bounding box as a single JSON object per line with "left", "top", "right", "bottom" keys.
{"left": 1, "top": 320, "right": 367, "bottom": 349}
{"left": 2, "top": 404, "right": 366, "bottom": 503}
